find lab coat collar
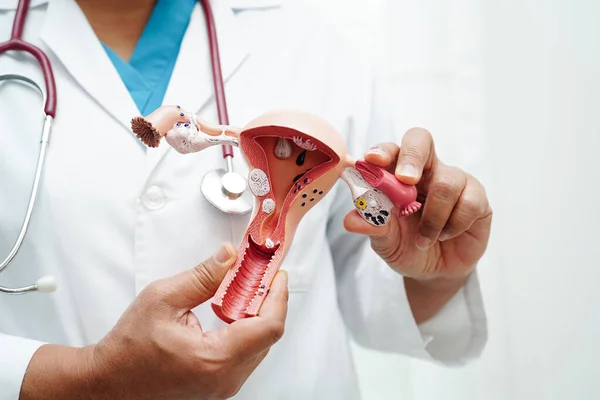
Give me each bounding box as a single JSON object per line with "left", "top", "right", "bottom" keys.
{"left": 39, "top": 0, "right": 141, "bottom": 139}
{"left": 34, "top": 0, "right": 252, "bottom": 163}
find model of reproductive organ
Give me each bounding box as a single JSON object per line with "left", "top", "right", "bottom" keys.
{"left": 131, "top": 106, "right": 421, "bottom": 323}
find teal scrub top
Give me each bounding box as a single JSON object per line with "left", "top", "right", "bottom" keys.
{"left": 102, "top": 0, "right": 197, "bottom": 115}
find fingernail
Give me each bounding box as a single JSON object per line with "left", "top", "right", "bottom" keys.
{"left": 415, "top": 235, "right": 432, "bottom": 250}
{"left": 213, "top": 244, "right": 233, "bottom": 264}
{"left": 398, "top": 163, "right": 416, "bottom": 178}
{"left": 439, "top": 232, "right": 450, "bottom": 241}
{"left": 280, "top": 270, "right": 288, "bottom": 281}
{"left": 367, "top": 148, "right": 386, "bottom": 157}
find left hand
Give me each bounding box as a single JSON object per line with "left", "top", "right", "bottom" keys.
{"left": 344, "top": 128, "right": 492, "bottom": 283}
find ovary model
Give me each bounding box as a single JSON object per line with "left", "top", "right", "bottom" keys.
{"left": 131, "top": 106, "right": 421, "bottom": 323}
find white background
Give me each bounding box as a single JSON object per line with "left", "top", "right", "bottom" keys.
{"left": 301, "top": 0, "right": 600, "bottom": 399}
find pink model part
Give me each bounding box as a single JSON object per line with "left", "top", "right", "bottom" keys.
{"left": 131, "top": 104, "right": 239, "bottom": 152}
{"left": 340, "top": 167, "right": 394, "bottom": 226}
{"left": 354, "top": 160, "right": 421, "bottom": 217}
{"left": 131, "top": 106, "right": 401, "bottom": 323}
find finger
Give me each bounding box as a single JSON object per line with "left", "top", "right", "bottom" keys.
{"left": 416, "top": 166, "right": 466, "bottom": 250}
{"left": 439, "top": 175, "right": 489, "bottom": 241}
{"left": 344, "top": 209, "right": 409, "bottom": 265}
{"left": 395, "top": 128, "right": 436, "bottom": 185}
{"left": 160, "top": 243, "right": 238, "bottom": 309}
{"left": 217, "top": 271, "right": 289, "bottom": 360}
{"left": 343, "top": 209, "right": 393, "bottom": 238}
{"left": 364, "top": 142, "right": 400, "bottom": 170}
{"left": 257, "top": 270, "right": 289, "bottom": 321}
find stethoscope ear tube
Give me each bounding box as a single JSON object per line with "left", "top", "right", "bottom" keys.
{"left": 0, "top": 75, "right": 57, "bottom": 294}
{"left": 0, "top": 0, "right": 59, "bottom": 294}
{"left": 2, "top": 0, "right": 58, "bottom": 117}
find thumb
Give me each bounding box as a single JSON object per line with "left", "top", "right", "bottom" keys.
{"left": 343, "top": 209, "right": 403, "bottom": 261}
{"left": 343, "top": 209, "right": 394, "bottom": 238}
{"left": 163, "top": 243, "right": 238, "bottom": 310}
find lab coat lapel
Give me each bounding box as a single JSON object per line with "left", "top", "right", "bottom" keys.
{"left": 39, "top": 0, "right": 140, "bottom": 138}
{"left": 145, "top": 0, "right": 251, "bottom": 171}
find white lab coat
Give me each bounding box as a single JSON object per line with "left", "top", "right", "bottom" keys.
{"left": 0, "top": 0, "right": 487, "bottom": 399}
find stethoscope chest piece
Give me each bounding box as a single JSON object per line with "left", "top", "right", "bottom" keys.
{"left": 201, "top": 168, "right": 254, "bottom": 215}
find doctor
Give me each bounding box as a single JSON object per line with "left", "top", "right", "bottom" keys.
{"left": 0, "top": 0, "right": 491, "bottom": 399}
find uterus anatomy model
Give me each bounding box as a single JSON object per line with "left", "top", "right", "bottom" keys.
{"left": 131, "top": 106, "right": 421, "bottom": 323}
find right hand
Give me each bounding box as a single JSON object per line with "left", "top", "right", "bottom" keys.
{"left": 21, "top": 243, "right": 289, "bottom": 400}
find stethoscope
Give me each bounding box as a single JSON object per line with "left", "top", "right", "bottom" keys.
{"left": 0, "top": 0, "right": 250, "bottom": 295}
{"left": 198, "top": 0, "right": 254, "bottom": 214}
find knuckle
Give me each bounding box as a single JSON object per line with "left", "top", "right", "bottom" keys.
{"left": 442, "top": 219, "right": 466, "bottom": 237}
{"left": 406, "top": 127, "right": 433, "bottom": 140}
{"left": 460, "top": 195, "right": 485, "bottom": 217}
{"left": 400, "top": 145, "right": 425, "bottom": 162}
{"left": 266, "top": 320, "right": 286, "bottom": 343}
{"left": 420, "top": 217, "right": 444, "bottom": 235}
{"left": 190, "top": 263, "right": 218, "bottom": 292}
{"left": 430, "top": 174, "right": 462, "bottom": 200}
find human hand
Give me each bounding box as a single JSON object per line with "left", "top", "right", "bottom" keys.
{"left": 21, "top": 243, "right": 289, "bottom": 400}
{"left": 344, "top": 128, "right": 492, "bottom": 284}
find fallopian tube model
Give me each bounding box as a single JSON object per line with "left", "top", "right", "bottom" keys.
{"left": 131, "top": 106, "right": 421, "bottom": 323}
